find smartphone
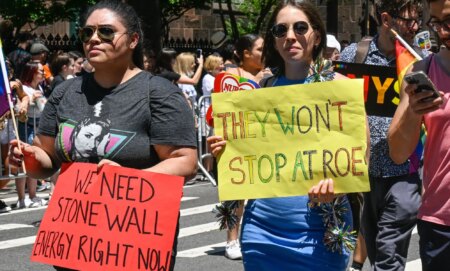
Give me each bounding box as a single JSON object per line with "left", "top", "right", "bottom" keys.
{"left": 196, "top": 48, "right": 202, "bottom": 58}
{"left": 404, "top": 71, "right": 440, "bottom": 101}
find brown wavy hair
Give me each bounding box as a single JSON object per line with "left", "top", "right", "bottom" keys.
{"left": 262, "top": 0, "right": 326, "bottom": 76}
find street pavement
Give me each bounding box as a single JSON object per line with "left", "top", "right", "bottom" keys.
{"left": 0, "top": 179, "right": 422, "bottom": 271}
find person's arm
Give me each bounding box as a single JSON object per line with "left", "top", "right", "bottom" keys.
{"left": 388, "top": 65, "right": 444, "bottom": 164}
{"left": 99, "top": 145, "right": 197, "bottom": 178}
{"left": 10, "top": 79, "right": 70, "bottom": 178}
{"left": 10, "top": 80, "right": 29, "bottom": 116}
{"left": 147, "top": 145, "right": 197, "bottom": 177}
{"left": 9, "top": 134, "right": 60, "bottom": 179}
{"left": 177, "top": 55, "right": 204, "bottom": 85}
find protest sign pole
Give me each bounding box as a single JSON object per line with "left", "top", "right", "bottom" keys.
{"left": 0, "top": 39, "right": 27, "bottom": 173}
{"left": 390, "top": 29, "right": 423, "bottom": 61}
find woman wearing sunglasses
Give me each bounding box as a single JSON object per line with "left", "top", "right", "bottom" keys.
{"left": 8, "top": 1, "right": 197, "bottom": 271}
{"left": 208, "top": 1, "right": 369, "bottom": 270}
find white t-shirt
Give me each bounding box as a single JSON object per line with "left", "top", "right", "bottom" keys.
{"left": 178, "top": 83, "right": 197, "bottom": 107}
{"left": 201, "top": 73, "right": 214, "bottom": 116}
{"left": 23, "top": 84, "right": 45, "bottom": 119}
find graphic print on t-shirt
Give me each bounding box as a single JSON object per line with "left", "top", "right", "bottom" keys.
{"left": 57, "top": 102, "right": 136, "bottom": 163}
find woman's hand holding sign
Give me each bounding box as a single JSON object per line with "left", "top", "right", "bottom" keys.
{"left": 308, "top": 179, "right": 335, "bottom": 204}
{"left": 207, "top": 135, "right": 226, "bottom": 158}
{"left": 98, "top": 159, "right": 121, "bottom": 170}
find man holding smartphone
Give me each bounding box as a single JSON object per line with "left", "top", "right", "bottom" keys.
{"left": 389, "top": 0, "right": 450, "bottom": 270}
{"left": 340, "top": 1, "right": 425, "bottom": 270}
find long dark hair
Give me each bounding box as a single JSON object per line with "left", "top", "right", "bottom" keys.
{"left": 154, "top": 47, "right": 178, "bottom": 74}
{"left": 80, "top": 0, "right": 144, "bottom": 69}
{"left": 262, "top": 0, "right": 326, "bottom": 75}
{"left": 233, "top": 34, "right": 261, "bottom": 64}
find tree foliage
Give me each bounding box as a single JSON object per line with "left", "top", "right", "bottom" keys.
{"left": 0, "top": 0, "right": 97, "bottom": 33}
{"left": 221, "top": 0, "right": 277, "bottom": 39}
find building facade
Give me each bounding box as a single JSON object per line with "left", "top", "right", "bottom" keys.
{"left": 168, "top": 1, "right": 368, "bottom": 45}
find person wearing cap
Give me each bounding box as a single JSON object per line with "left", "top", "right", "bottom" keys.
{"left": 324, "top": 34, "right": 341, "bottom": 61}
{"left": 30, "top": 42, "right": 53, "bottom": 85}
{"left": 211, "top": 31, "right": 230, "bottom": 51}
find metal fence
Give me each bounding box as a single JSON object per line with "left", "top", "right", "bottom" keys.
{"left": 195, "top": 95, "right": 216, "bottom": 186}
{"left": 32, "top": 33, "right": 80, "bottom": 53}
{"left": 33, "top": 33, "right": 217, "bottom": 55}
{"left": 162, "top": 37, "right": 215, "bottom": 55}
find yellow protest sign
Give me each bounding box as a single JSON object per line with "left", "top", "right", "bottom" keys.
{"left": 212, "top": 79, "right": 369, "bottom": 201}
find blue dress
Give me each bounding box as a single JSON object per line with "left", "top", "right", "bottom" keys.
{"left": 240, "top": 76, "right": 352, "bottom": 271}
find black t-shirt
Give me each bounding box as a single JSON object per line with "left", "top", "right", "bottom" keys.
{"left": 47, "top": 74, "right": 65, "bottom": 97}
{"left": 38, "top": 72, "right": 196, "bottom": 169}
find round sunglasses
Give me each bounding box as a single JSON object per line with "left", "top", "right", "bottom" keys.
{"left": 271, "top": 21, "right": 310, "bottom": 38}
{"left": 78, "top": 26, "right": 127, "bottom": 43}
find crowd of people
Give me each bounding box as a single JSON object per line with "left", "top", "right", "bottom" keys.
{"left": 1, "top": 0, "right": 449, "bottom": 270}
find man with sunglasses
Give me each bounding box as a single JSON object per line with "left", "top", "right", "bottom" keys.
{"left": 340, "top": 1, "right": 425, "bottom": 271}
{"left": 389, "top": 0, "right": 450, "bottom": 270}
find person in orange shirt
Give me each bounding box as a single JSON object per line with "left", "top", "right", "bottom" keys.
{"left": 30, "top": 42, "right": 53, "bottom": 87}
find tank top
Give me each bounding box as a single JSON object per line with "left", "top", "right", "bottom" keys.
{"left": 419, "top": 54, "right": 450, "bottom": 226}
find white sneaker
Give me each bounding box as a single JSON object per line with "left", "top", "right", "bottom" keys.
{"left": 225, "top": 240, "right": 242, "bottom": 260}
{"left": 29, "top": 197, "right": 48, "bottom": 208}
{"left": 36, "top": 182, "right": 50, "bottom": 192}
{"left": 348, "top": 268, "right": 362, "bottom": 271}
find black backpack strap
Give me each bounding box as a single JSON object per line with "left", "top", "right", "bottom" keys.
{"left": 260, "top": 75, "right": 276, "bottom": 87}
{"left": 354, "top": 37, "right": 373, "bottom": 64}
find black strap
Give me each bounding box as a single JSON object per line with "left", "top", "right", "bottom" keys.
{"left": 260, "top": 75, "right": 276, "bottom": 87}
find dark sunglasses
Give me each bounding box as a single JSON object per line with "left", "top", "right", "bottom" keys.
{"left": 271, "top": 21, "right": 309, "bottom": 38}
{"left": 427, "top": 18, "right": 450, "bottom": 32}
{"left": 394, "top": 15, "right": 422, "bottom": 28}
{"left": 79, "top": 26, "right": 125, "bottom": 43}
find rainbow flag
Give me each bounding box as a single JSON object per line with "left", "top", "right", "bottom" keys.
{"left": 395, "top": 40, "right": 425, "bottom": 172}
{"left": 395, "top": 40, "right": 417, "bottom": 85}
{"left": 0, "top": 39, "right": 13, "bottom": 118}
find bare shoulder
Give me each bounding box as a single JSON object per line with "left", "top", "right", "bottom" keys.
{"left": 333, "top": 72, "right": 348, "bottom": 80}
